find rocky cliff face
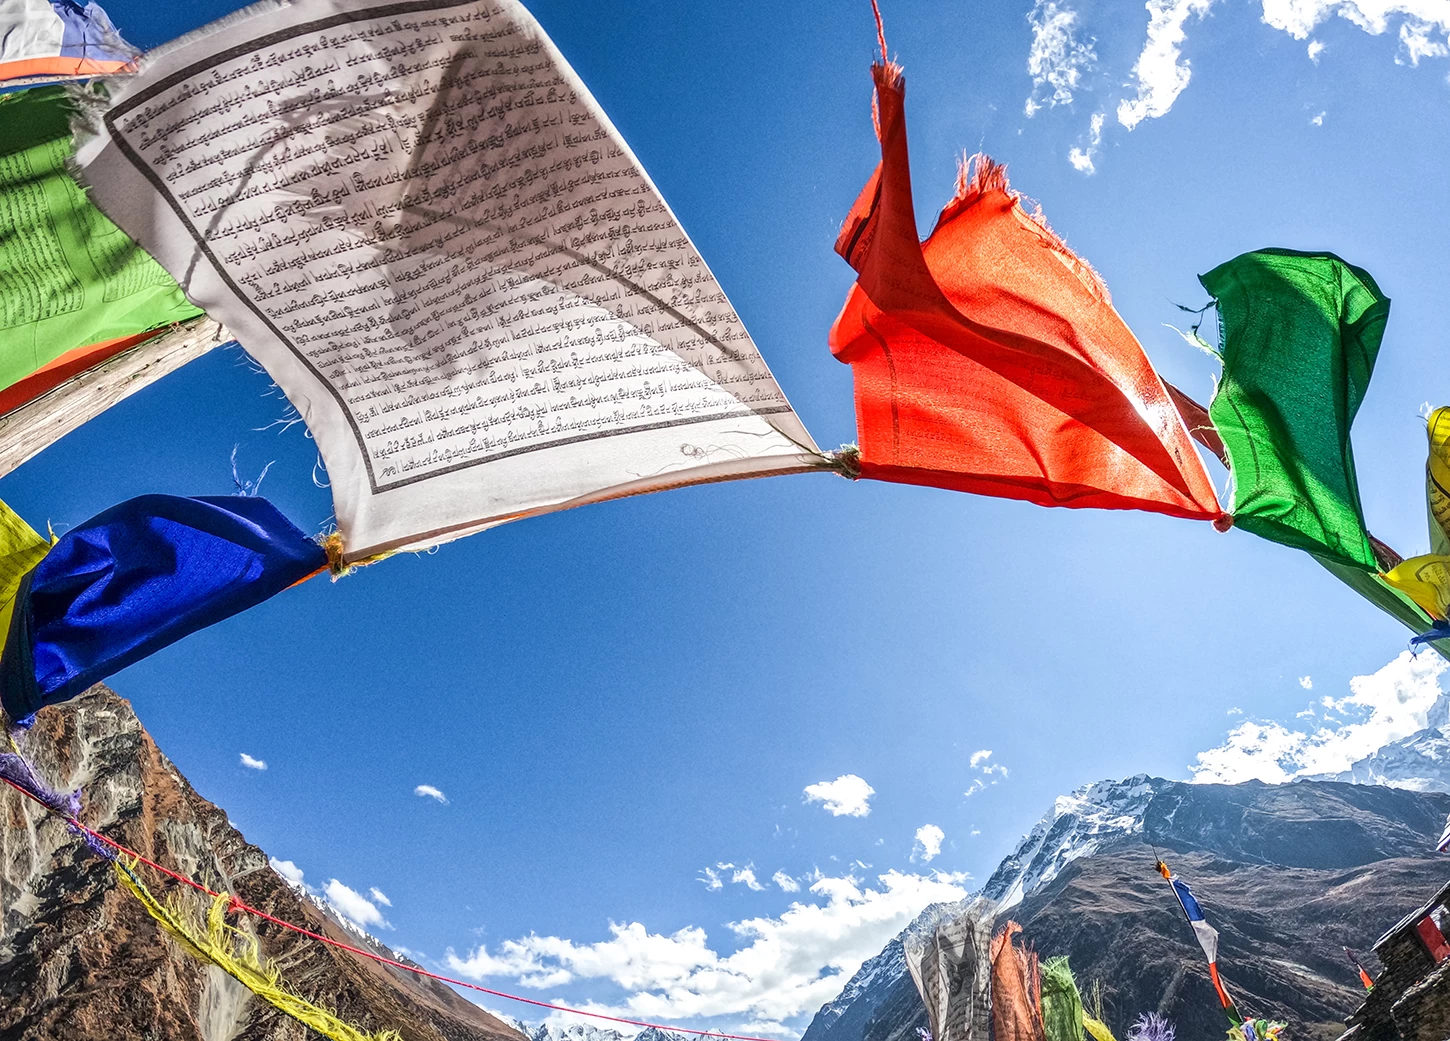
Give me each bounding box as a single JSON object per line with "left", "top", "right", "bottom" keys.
{"left": 0, "top": 686, "right": 529, "bottom": 1041}
{"left": 801, "top": 779, "right": 1450, "bottom": 1041}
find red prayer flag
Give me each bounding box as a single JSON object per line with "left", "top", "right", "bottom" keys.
{"left": 829, "top": 64, "right": 1222, "bottom": 521}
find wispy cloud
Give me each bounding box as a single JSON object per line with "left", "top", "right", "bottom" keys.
{"left": 732, "top": 866, "right": 767, "bottom": 892}
{"left": 1068, "top": 111, "right": 1105, "bottom": 173}
{"left": 803, "top": 774, "right": 875, "bottom": 818}
{"left": 1260, "top": 0, "right": 1450, "bottom": 64}
{"left": 370, "top": 887, "right": 392, "bottom": 907}
{"left": 1192, "top": 651, "right": 1447, "bottom": 783}
{"left": 911, "top": 824, "right": 945, "bottom": 863}
{"left": 772, "top": 871, "right": 800, "bottom": 893}
{"left": 446, "top": 869, "right": 970, "bottom": 1024}
{"left": 414, "top": 784, "right": 448, "bottom": 804}
{"left": 239, "top": 753, "right": 267, "bottom": 771}
{"left": 270, "top": 857, "right": 305, "bottom": 888}
{"left": 1025, "top": 0, "right": 1097, "bottom": 115}
{"left": 1300, "top": 675, "right": 1314, "bottom": 689}
{"left": 1118, "top": 0, "right": 1214, "bottom": 130}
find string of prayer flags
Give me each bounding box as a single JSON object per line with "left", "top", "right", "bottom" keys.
{"left": 1202, "top": 249, "right": 1388, "bottom": 571}
{"left": 0, "top": 495, "right": 325, "bottom": 722}
{"left": 1227, "top": 1021, "right": 1284, "bottom": 1041}
{"left": 990, "top": 922, "right": 1045, "bottom": 1041}
{"left": 828, "top": 61, "right": 1221, "bottom": 521}
{"left": 1038, "top": 956, "right": 1085, "bottom": 1041}
{"left": 0, "top": 0, "right": 136, "bottom": 86}
{"left": 113, "top": 860, "right": 403, "bottom": 1041}
{"left": 0, "top": 86, "right": 203, "bottom": 413}
{"left": 1156, "top": 858, "right": 1241, "bottom": 1026}
{"left": 76, "top": 0, "right": 828, "bottom": 564}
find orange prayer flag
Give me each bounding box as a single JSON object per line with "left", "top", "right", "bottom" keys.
{"left": 829, "top": 63, "right": 1222, "bottom": 522}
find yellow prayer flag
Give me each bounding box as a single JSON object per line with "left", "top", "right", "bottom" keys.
{"left": 1384, "top": 555, "right": 1450, "bottom": 621}
{"left": 1427, "top": 407, "right": 1450, "bottom": 556}
{"left": 0, "top": 499, "right": 49, "bottom": 642}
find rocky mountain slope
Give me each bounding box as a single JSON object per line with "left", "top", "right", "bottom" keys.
{"left": 801, "top": 778, "right": 1450, "bottom": 1041}
{"left": 0, "top": 686, "right": 528, "bottom": 1041}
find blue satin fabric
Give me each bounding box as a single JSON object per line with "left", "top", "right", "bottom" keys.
{"left": 0, "top": 495, "right": 325, "bottom": 720}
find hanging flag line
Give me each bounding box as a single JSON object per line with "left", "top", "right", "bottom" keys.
{"left": 0, "top": 775, "right": 782, "bottom": 1041}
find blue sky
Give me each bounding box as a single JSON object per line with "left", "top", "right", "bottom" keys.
{"left": 7, "top": 0, "right": 1450, "bottom": 1035}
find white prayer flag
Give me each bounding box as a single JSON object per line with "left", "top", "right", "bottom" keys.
{"left": 78, "top": 0, "right": 824, "bottom": 560}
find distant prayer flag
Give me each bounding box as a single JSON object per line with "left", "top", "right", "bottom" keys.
{"left": 828, "top": 63, "right": 1221, "bottom": 521}
{"left": 0, "top": 0, "right": 136, "bottom": 85}
{"left": 0, "top": 495, "right": 325, "bottom": 721}
{"left": 1202, "top": 249, "right": 1388, "bottom": 571}
{"left": 1157, "top": 859, "right": 1241, "bottom": 1026}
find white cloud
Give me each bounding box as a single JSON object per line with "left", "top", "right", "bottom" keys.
{"left": 968, "top": 750, "right": 992, "bottom": 768}
{"left": 1260, "top": 1, "right": 1450, "bottom": 64}
{"left": 1068, "top": 111, "right": 1106, "bottom": 173}
{"left": 1307, "top": 38, "right": 1326, "bottom": 60}
{"left": 970, "top": 829, "right": 981, "bottom": 837}
{"left": 370, "top": 887, "right": 392, "bottom": 907}
{"left": 323, "top": 879, "right": 390, "bottom": 931}
{"left": 803, "top": 775, "right": 875, "bottom": 818}
{"left": 415, "top": 784, "right": 448, "bottom": 804}
{"left": 1227, "top": 706, "right": 1243, "bottom": 716}
{"left": 772, "top": 871, "right": 800, "bottom": 893}
{"left": 911, "top": 824, "right": 945, "bottom": 863}
{"left": 1025, "top": 1, "right": 1097, "bottom": 115}
{"left": 732, "top": 867, "right": 767, "bottom": 892}
{"left": 1118, "top": 0, "right": 1214, "bottom": 129}
{"left": 445, "top": 868, "right": 970, "bottom": 1024}
{"left": 1192, "top": 651, "right": 1447, "bottom": 783}
{"left": 270, "top": 857, "right": 305, "bottom": 887}
{"left": 239, "top": 753, "right": 266, "bottom": 771}
{"left": 700, "top": 867, "right": 724, "bottom": 891}
{"left": 968, "top": 750, "right": 1008, "bottom": 782}
{"left": 1300, "top": 675, "right": 1315, "bottom": 689}
{"left": 964, "top": 779, "right": 987, "bottom": 797}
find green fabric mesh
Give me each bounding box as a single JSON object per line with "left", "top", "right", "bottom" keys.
{"left": 1040, "top": 956, "right": 1085, "bottom": 1041}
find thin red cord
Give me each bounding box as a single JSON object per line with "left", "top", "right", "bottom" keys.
{"left": 0, "top": 776, "right": 782, "bottom": 1041}
{"left": 870, "top": 0, "right": 888, "bottom": 66}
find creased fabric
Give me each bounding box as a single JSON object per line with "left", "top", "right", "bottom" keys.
{"left": 0, "top": 87, "right": 200, "bottom": 408}
{"left": 1203, "top": 249, "right": 1387, "bottom": 570}
{"left": 0, "top": 495, "right": 325, "bottom": 720}
{"left": 0, "top": 496, "right": 48, "bottom": 641}
{"left": 904, "top": 901, "right": 994, "bottom": 1041}
{"left": 1039, "top": 956, "right": 1085, "bottom": 1041}
{"left": 0, "top": 0, "right": 136, "bottom": 83}
{"left": 829, "top": 64, "right": 1220, "bottom": 521}
{"left": 991, "top": 921, "right": 1044, "bottom": 1041}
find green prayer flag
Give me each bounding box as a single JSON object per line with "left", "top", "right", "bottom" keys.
{"left": 1203, "top": 249, "right": 1387, "bottom": 571}
{"left": 0, "top": 85, "right": 201, "bottom": 392}
{"left": 1039, "top": 956, "right": 1085, "bottom": 1041}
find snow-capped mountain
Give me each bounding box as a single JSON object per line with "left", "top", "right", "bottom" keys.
{"left": 531, "top": 1023, "right": 687, "bottom": 1041}
{"left": 1327, "top": 692, "right": 1450, "bottom": 793}
{"left": 980, "top": 775, "right": 1159, "bottom": 909}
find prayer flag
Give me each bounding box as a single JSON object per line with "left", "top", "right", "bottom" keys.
{"left": 0, "top": 0, "right": 136, "bottom": 85}
{"left": 828, "top": 64, "right": 1221, "bottom": 521}
{"left": 76, "top": 0, "right": 825, "bottom": 563}
{"left": 0, "top": 495, "right": 325, "bottom": 721}
{"left": 1202, "top": 249, "right": 1388, "bottom": 570}
{"left": 1038, "top": 956, "right": 1084, "bottom": 1041}
{"left": 1157, "top": 859, "right": 1241, "bottom": 1025}
{"left": 0, "top": 497, "right": 48, "bottom": 641}
{"left": 904, "top": 902, "right": 995, "bottom": 1041}
{"left": 0, "top": 86, "right": 203, "bottom": 412}
{"left": 990, "top": 921, "right": 1045, "bottom": 1041}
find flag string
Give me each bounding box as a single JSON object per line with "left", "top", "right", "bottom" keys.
{"left": 0, "top": 774, "right": 785, "bottom": 1041}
